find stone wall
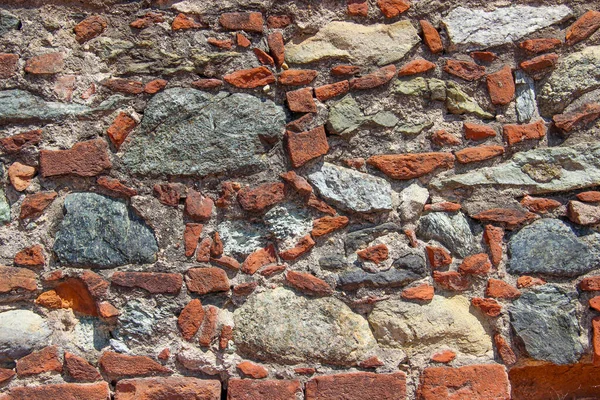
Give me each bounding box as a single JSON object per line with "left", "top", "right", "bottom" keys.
{"left": 0, "top": 0, "right": 600, "bottom": 398}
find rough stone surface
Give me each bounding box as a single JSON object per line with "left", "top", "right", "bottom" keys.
{"left": 509, "top": 285, "right": 583, "bottom": 364}
{"left": 0, "top": 310, "right": 51, "bottom": 362}
{"left": 234, "top": 287, "right": 376, "bottom": 365}
{"left": 417, "top": 212, "right": 476, "bottom": 257}
{"left": 326, "top": 95, "right": 364, "bottom": 136}
{"left": 54, "top": 193, "right": 158, "bottom": 268}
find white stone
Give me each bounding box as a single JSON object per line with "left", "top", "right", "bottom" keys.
{"left": 515, "top": 70, "right": 537, "bottom": 123}
{"left": 398, "top": 183, "right": 429, "bottom": 222}
{"left": 443, "top": 5, "right": 572, "bottom": 50}
{"left": 0, "top": 310, "right": 51, "bottom": 362}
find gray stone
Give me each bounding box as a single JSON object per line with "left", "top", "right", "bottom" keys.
{"left": 369, "top": 295, "right": 492, "bottom": 355}
{"left": 115, "top": 299, "right": 174, "bottom": 345}
{"left": 123, "top": 88, "right": 286, "bottom": 176}
{"left": 443, "top": 5, "right": 572, "bottom": 50}
{"left": 445, "top": 82, "right": 494, "bottom": 119}
{"left": 285, "top": 20, "right": 420, "bottom": 66}
{"left": 95, "top": 37, "right": 134, "bottom": 60}
{"left": 431, "top": 143, "right": 600, "bottom": 195}
{"left": 0, "top": 310, "right": 51, "bottom": 362}
{"left": 217, "top": 220, "right": 268, "bottom": 257}
{"left": 345, "top": 222, "right": 402, "bottom": 253}
{"left": 53, "top": 193, "right": 158, "bottom": 268}
{"left": 428, "top": 79, "right": 447, "bottom": 101}
{"left": 395, "top": 119, "right": 433, "bottom": 136}
{"left": 515, "top": 70, "right": 537, "bottom": 123}
{"left": 319, "top": 255, "right": 347, "bottom": 270}
{"left": 0, "top": 90, "right": 121, "bottom": 123}
{"left": 326, "top": 95, "right": 365, "bottom": 136}
{"left": 0, "top": 11, "right": 20, "bottom": 36}
{"left": 308, "top": 163, "right": 392, "bottom": 213}
{"left": 509, "top": 285, "right": 583, "bottom": 365}
{"left": 508, "top": 219, "right": 600, "bottom": 277}
{"left": 416, "top": 212, "right": 476, "bottom": 257}
{"left": 398, "top": 183, "right": 429, "bottom": 222}
{"left": 0, "top": 188, "right": 9, "bottom": 224}
{"left": 264, "top": 203, "right": 312, "bottom": 242}
{"left": 234, "top": 287, "right": 376, "bottom": 365}
{"left": 538, "top": 46, "right": 600, "bottom": 116}
{"left": 369, "top": 111, "right": 399, "bottom": 128}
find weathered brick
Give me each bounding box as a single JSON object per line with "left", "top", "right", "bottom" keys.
{"left": 377, "top": 0, "right": 410, "bottom": 18}
{"left": 219, "top": 12, "right": 264, "bottom": 33}
{"left": 279, "top": 235, "right": 315, "bottom": 260}
{"left": 486, "top": 65, "right": 515, "bottom": 105}
{"left": 471, "top": 208, "right": 537, "bottom": 230}
{"left": 279, "top": 69, "right": 318, "bottom": 86}
{"left": 8, "top": 162, "right": 35, "bottom": 191}
{"left": 286, "top": 126, "right": 329, "bottom": 168}
{"left": 153, "top": 183, "right": 184, "bottom": 207}
{"left": 143, "top": 79, "right": 167, "bottom": 94}
{"left": 224, "top": 66, "right": 275, "bottom": 88}
{"left": 577, "top": 191, "right": 600, "bottom": 202}
{"left": 357, "top": 244, "right": 389, "bottom": 264}
{"left": 242, "top": 245, "right": 276, "bottom": 275}
{"left": 178, "top": 299, "right": 204, "bottom": 341}
{"left": 186, "top": 267, "right": 230, "bottom": 295}
{"left": 307, "top": 193, "right": 337, "bottom": 215}
{"left": 432, "top": 271, "right": 470, "bottom": 291}
{"left": 494, "top": 333, "right": 517, "bottom": 366}
{"left": 398, "top": 59, "right": 435, "bottom": 76}
{"left": 0, "top": 382, "right": 110, "bottom": 400}
{"left": 423, "top": 202, "right": 461, "bottom": 212}
{"left": 185, "top": 189, "right": 214, "bottom": 221}
{"left": 516, "top": 276, "right": 545, "bottom": 288}
{"left": 347, "top": 0, "right": 368, "bottom": 16}
{"left": 0, "top": 129, "right": 42, "bottom": 153}
{"left": 401, "top": 284, "right": 434, "bottom": 301}
{"left": 286, "top": 87, "right": 317, "bottom": 113}
{"left": 267, "top": 32, "right": 285, "bottom": 67}
{"left": 227, "top": 379, "right": 302, "bottom": 400}
{"left": 470, "top": 51, "right": 498, "bottom": 62}
{"left": 253, "top": 48, "right": 274, "bottom": 65}
{"left": 198, "top": 305, "right": 218, "bottom": 347}
{"left": 14, "top": 245, "right": 45, "bottom": 269}
{"left": 471, "top": 297, "right": 502, "bottom": 317}
{"left": 519, "top": 53, "right": 559, "bottom": 76}
{"left": 0, "top": 368, "right": 15, "bottom": 385}
{"left": 331, "top": 65, "right": 361, "bottom": 76}
{"left": 349, "top": 65, "right": 396, "bottom": 90}
{"left": 430, "top": 350, "right": 456, "bottom": 363}
{"left": 25, "top": 52, "right": 64, "bottom": 75}
{"left": 64, "top": 352, "right": 101, "bottom": 382}
{"left": 367, "top": 152, "right": 454, "bottom": 179}
{"left": 569, "top": 200, "right": 600, "bottom": 225}
{"left": 426, "top": 246, "right": 452, "bottom": 269}
{"left": 111, "top": 272, "right": 182, "bottom": 294}
{"left": 107, "top": 112, "right": 136, "bottom": 149}
{"left": 16, "top": 346, "right": 62, "bottom": 377}
{"left": 580, "top": 276, "right": 600, "bottom": 291}
{"left": 483, "top": 224, "right": 504, "bottom": 267}
{"left": 566, "top": 10, "right": 600, "bottom": 45}
{"left": 520, "top": 195, "right": 561, "bottom": 213}
{"left": 74, "top": 15, "right": 107, "bottom": 43}
{"left": 286, "top": 113, "right": 315, "bottom": 133}
{"left": 306, "top": 372, "right": 407, "bottom": 400}
{"left": 238, "top": 182, "right": 285, "bottom": 212}
{"left": 280, "top": 171, "right": 313, "bottom": 196}
{"left": 315, "top": 80, "right": 350, "bottom": 101}
{"left": 233, "top": 281, "right": 258, "bottom": 297}
{"left": 196, "top": 238, "right": 212, "bottom": 263}
{"left": 267, "top": 15, "right": 292, "bottom": 29}
{"left": 172, "top": 13, "right": 206, "bottom": 30}
{"left": 130, "top": 12, "right": 164, "bottom": 29}
{"left": 184, "top": 223, "right": 202, "bottom": 257}
{"left": 418, "top": 364, "right": 509, "bottom": 400}
{"left": 211, "top": 255, "right": 241, "bottom": 270}
{"left": 286, "top": 270, "right": 333, "bottom": 296}
{"left": 444, "top": 59, "right": 486, "bottom": 81}
{"left": 463, "top": 122, "right": 496, "bottom": 140}
{"left": 519, "top": 38, "right": 562, "bottom": 53}
{"left": 260, "top": 265, "right": 286, "bottom": 277}
{"left": 419, "top": 20, "right": 443, "bottom": 54}
{"left": 237, "top": 361, "right": 268, "bottom": 379}
{"left": 553, "top": 103, "right": 600, "bottom": 132}
{"left": 458, "top": 253, "right": 491, "bottom": 275}
{"left": 99, "top": 351, "right": 171, "bottom": 381}
{"left": 359, "top": 356, "right": 384, "bottom": 369}
{"left": 486, "top": 279, "right": 521, "bottom": 299}
{"left": 36, "top": 278, "right": 98, "bottom": 316}
{"left": 455, "top": 145, "right": 504, "bottom": 163}
{"left": 103, "top": 78, "right": 144, "bottom": 94}
{"left": 115, "top": 377, "right": 221, "bottom": 400}
{"left": 40, "top": 139, "right": 112, "bottom": 177}
{"left": 191, "top": 78, "right": 223, "bottom": 89}
{"left": 236, "top": 33, "right": 251, "bottom": 47}
{"left": 311, "top": 216, "right": 349, "bottom": 238}
{"left": 210, "top": 233, "right": 223, "bottom": 258}
{"left": 19, "top": 191, "right": 57, "bottom": 219}
{"left": 0, "top": 53, "right": 19, "bottom": 79}
{"left": 431, "top": 129, "right": 461, "bottom": 146}
{"left": 98, "top": 302, "right": 120, "bottom": 318}
{"left": 97, "top": 176, "right": 138, "bottom": 197}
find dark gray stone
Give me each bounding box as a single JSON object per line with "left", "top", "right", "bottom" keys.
{"left": 53, "top": 193, "right": 158, "bottom": 268}
{"left": 0, "top": 11, "right": 20, "bottom": 36}
{"left": 508, "top": 218, "right": 600, "bottom": 277}
{"left": 509, "top": 285, "right": 583, "bottom": 365}
{"left": 123, "top": 88, "right": 286, "bottom": 176}
{"left": 319, "top": 255, "right": 347, "bottom": 270}
{"left": 345, "top": 222, "right": 402, "bottom": 254}
{"left": 416, "top": 212, "right": 477, "bottom": 257}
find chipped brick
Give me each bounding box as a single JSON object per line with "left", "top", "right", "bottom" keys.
{"left": 349, "top": 65, "right": 396, "bottom": 90}
{"left": 444, "top": 59, "right": 486, "bottom": 81}
{"left": 107, "top": 112, "right": 136, "bottom": 149}
{"left": 40, "top": 139, "right": 112, "bottom": 177}
{"left": 367, "top": 152, "right": 454, "bottom": 179}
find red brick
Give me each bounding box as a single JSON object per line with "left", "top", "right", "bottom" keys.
{"left": 208, "top": 37, "right": 233, "bottom": 49}
{"left": 519, "top": 38, "right": 562, "bottom": 53}
{"left": 97, "top": 176, "right": 137, "bottom": 197}
{"left": 286, "top": 126, "right": 329, "bottom": 168}
{"left": 294, "top": 367, "right": 316, "bottom": 375}
{"left": 185, "top": 189, "right": 213, "bottom": 221}
{"left": 267, "top": 32, "right": 285, "bottom": 67}
{"left": 419, "top": 20, "right": 443, "bottom": 54}
{"left": 153, "top": 183, "right": 184, "bottom": 207}
{"left": 486, "top": 279, "right": 521, "bottom": 299}
{"left": 516, "top": 276, "right": 545, "bottom": 288}
{"left": 172, "top": 13, "right": 206, "bottom": 30}
{"left": 260, "top": 265, "right": 286, "bottom": 277}
{"left": 64, "top": 352, "right": 101, "bottom": 382}
{"left": 519, "top": 53, "right": 559, "bottom": 76}
{"left": 227, "top": 379, "right": 302, "bottom": 400}
{"left": 483, "top": 224, "right": 504, "bottom": 267}
{"left": 577, "top": 191, "right": 600, "bottom": 202}
{"left": 590, "top": 296, "right": 600, "bottom": 312}
{"left": 357, "top": 244, "right": 389, "bottom": 264}
{"left": 98, "top": 302, "right": 120, "bottom": 318}
{"left": 580, "top": 276, "right": 600, "bottom": 291}
{"left": 280, "top": 171, "right": 313, "bottom": 196}
{"left": 0, "top": 368, "right": 15, "bottom": 384}
{"left": 311, "top": 216, "right": 349, "bottom": 238}
{"left": 198, "top": 305, "right": 218, "bottom": 347}
{"left": 219, "top": 325, "right": 233, "bottom": 350}
{"left": 553, "top": 103, "right": 600, "bottom": 132}
{"left": 111, "top": 272, "right": 182, "bottom": 294}
{"left": 216, "top": 182, "right": 241, "bottom": 208}
{"left": 238, "top": 182, "right": 285, "bottom": 212}
{"left": 430, "top": 350, "right": 456, "bottom": 363}
{"left": 219, "top": 12, "right": 264, "bottom": 33}
{"left": 103, "top": 78, "right": 144, "bottom": 94}
{"left": 178, "top": 299, "right": 204, "bottom": 341}
{"left": 183, "top": 223, "right": 202, "bottom": 257}
{"left": 426, "top": 246, "right": 452, "bottom": 269}
{"left": 99, "top": 352, "right": 170, "bottom": 381}
{"left": 455, "top": 145, "right": 504, "bottom": 163}
{"left": 16, "top": 346, "right": 62, "bottom": 377}
{"left": 433, "top": 271, "right": 470, "bottom": 291}
{"left": 494, "top": 333, "right": 517, "bottom": 366}
{"left": 367, "top": 152, "right": 454, "bottom": 179}
{"left": 471, "top": 208, "right": 537, "bottom": 230}
{"left": 191, "top": 79, "right": 223, "bottom": 89}
{"left": 253, "top": 48, "right": 274, "bottom": 65}
{"left": 463, "top": 122, "right": 496, "bottom": 140}
{"left": 401, "top": 283, "right": 434, "bottom": 301}
{"left": 36, "top": 278, "right": 98, "bottom": 316}
{"left": 504, "top": 120, "right": 547, "bottom": 145}
{"left": 286, "top": 270, "right": 333, "bottom": 296}
{"left": 315, "top": 80, "right": 350, "bottom": 101}
{"left": 41, "top": 139, "right": 112, "bottom": 177}
{"left": 349, "top": 65, "right": 396, "bottom": 90}
{"left": 0, "top": 382, "right": 110, "bottom": 400}
{"left": 279, "top": 69, "right": 318, "bottom": 86}
{"left": 144, "top": 79, "right": 167, "bottom": 94}
{"left": 286, "top": 87, "right": 316, "bottom": 113}
{"left": 458, "top": 253, "right": 491, "bottom": 275}
{"left": 107, "top": 112, "right": 136, "bottom": 149}
{"left": 306, "top": 372, "right": 407, "bottom": 400}
{"left": 224, "top": 66, "right": 275, "bottom": 89}
{"left": 444, "top": 59, "right": 486, "bottom": 81}
{"left": 14, "top": 245, "right": 44, "bottom": 269}
{"left": 115, "top": 377, "right": 220, "bottom": 400}
{"left": 405, "top": 229, "right": 418, "bottom": 247}
{"left": 211, "top": 255, "right": 241, "bottom": 270}
{"left": 347, "top": 0, "right": 368, "bottom": 16}
{"left": 8, "top": 162, "right": 35, "bottom": 191}
{"left": 0, "top": 129, "right": 42, "bottom": 153}
{"left": 486, "top": 65, "right": 515, "bottom": 106}
{"left": 569, "top": 200, "right": 600, "bottom": 225}
{"left": 237, "top": 361, "right": 268, "bottom": 379}
{"left": 471, "top": 297, "right": 502, "bottom": 317}
{"left": 130, "top": 12, "right": 164, "bottom": 29}
{"left": 196, "top": 238, "right": 212, "bottom": 263}
{"left": 25, "top": 52, "right": 64, "bottom": 75}
{"left": 520, "top": 195, "right": 561, "bottom": 213}
{"left": 19, "top": 191, "right": 57, "bottom": 219}
{"left": 331, "top": 65, "right": 361, "bottom": 76}
{"left": 566, "top": 10, "right": 600, "bottom": 45}
{"left": 186, "top": 267, "right": 230, "bottom": 295}
{"left": 424, "top": 202, "right": 461, "bottom": 212}
{"left": 267, "top": 15, "right": 292, "bottom": 29}
{"left": 0, "top": 53, "right": 19, "bottom": 79}
{"left": 286, "top": 113, "right": 314, "bottom": 133}
{"left": 398, "top": 59, "right": 435, "bottom": 76}
{"left": 236, "top": 33, "right": 251, "bottom": 47}
{"left": 242, "top": 245, "right": 276, "bottom": 275}
{"left": 418, "top": 364, "right": 509, "bottom": 400}
{"left": 377, "top": 0, "right": 410, "bottom": 18}
{"left": 80, "top": 270, "right": 109, "bottom": 300}
{"left": 232, "top": 281, "right": 258, "bottom": 296}
{"left": 307, "top": 193, "right": 337, "bottom": 215}
{"left": 344, "top": 157, "right": 365, "bottom": 169}
{"left": 74, "top": 15, "right": 107, "bottom": 43}
{"left": 210, "top": 232, "right": 223, "bottom": 257}
{"left": 431, "top": 130, "right": 461, "bottom": 146}
{"left": 279, "top": 235, "right": 315, "bottom": 260}
{"left": 470, "top": 51, "right": 498, "bottom": 62}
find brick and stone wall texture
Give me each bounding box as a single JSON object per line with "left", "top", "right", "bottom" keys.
{"left": 1, "top": 0, "right": 600, "bottom": 398}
